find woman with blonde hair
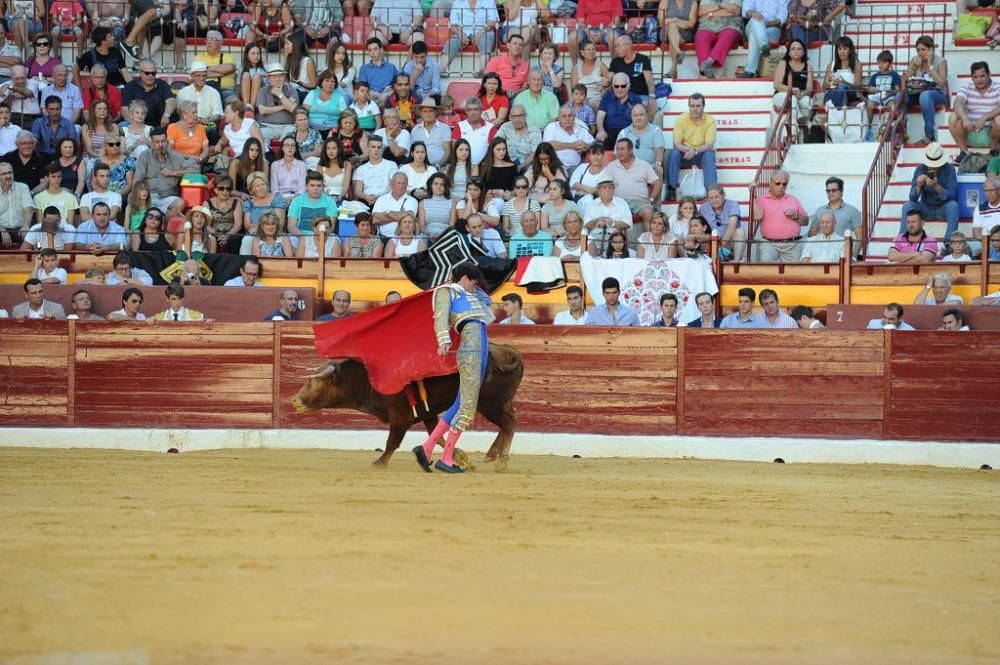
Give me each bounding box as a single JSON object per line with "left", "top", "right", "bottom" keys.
{"left": 385, "top": 213, "right": 427, "bottom": 258}
{"left": 94, "top": 129, "right": 135, "bottom": 197}
{"left": 252, "top": 211, "right": 293, "bottom": 257}
{"left": 242, "top": 171, "right": 288, "bottom": 236}
{"left": 553, "top": 211, "right": 586, "bottom": 259}
{"left": 122, "top": 100, "right": 153, "bottom": 158}
{"left": 637, "top": 211, "right": 678, "bottom": 260}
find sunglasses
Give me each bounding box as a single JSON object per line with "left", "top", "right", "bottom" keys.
{"left": 216, "top": 186, "right": 231, "bottom": 191}
{"left": 142, "top": 70, "right": 157, "bottom": 75}
{"left": 106, "top": 141, "right": 121, "bottom": 146}
{"left": 36, "top": 41, "right": 50, "bottom": 47}
{"left": 613, "top": 84, "right": 628, "bottom": 89}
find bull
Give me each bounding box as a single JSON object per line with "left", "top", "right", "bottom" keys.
{"left": 291, "top": 343, "right": 523, "bottom": 471}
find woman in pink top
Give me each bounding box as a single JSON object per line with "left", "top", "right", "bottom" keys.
{"left": 269, "top": 135, "right": 307, "bottom": 203}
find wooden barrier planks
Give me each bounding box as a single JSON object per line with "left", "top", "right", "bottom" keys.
{"left": 679, "top": 330, "right": 886, "bottom": 438}
{"left": 0, "top": 322, "right": 70, "bottom": 425}
{"left": 886, "top": 332, "right": 1000, "bottom": 442}
{"left": 73, "top": 323, "right": 275, "bottom": 428}
{"left": 489, "top": 327, "right": 679, "bottom": 435}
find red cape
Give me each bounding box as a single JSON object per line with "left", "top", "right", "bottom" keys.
{"left": 313, "top": 289, "right": 460, "bottom": 395}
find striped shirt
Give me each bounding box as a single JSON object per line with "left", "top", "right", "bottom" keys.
{"left": 956, "top": 79, "right": 1000, "bottom": 123}
{"left": 754, "top": 311, "right": 799, "bottom": 329}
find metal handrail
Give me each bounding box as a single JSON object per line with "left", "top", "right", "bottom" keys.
{"left": 746, "top": 95, "right": 793, "bottom": 261}
{"left": 859, "top": 90, "right": 907, "bottom": 257}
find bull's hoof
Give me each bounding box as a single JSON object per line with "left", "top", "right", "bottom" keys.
{"left": 494, "top": 455, "right": 509, "bottom": 473}
{"left": 371, "top": 459, "right": 388, "bottom": 469}
{"left": 483, "top": 452, "right": 498, "bottom": 463}
{"left": 412, "top": 446, "right": 433, "bottom": 473}
{"left": 454, "top": 448, "right": 472, "bottom": 471}
{"left": 434, "top": 460, "right": 465, "bottom": 474}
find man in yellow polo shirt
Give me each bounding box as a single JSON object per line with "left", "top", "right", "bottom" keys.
{"left": 193, "top": 31, "right": 237, "bottom": 103}
{"left": 666, "top": 92, "right": 717, "bottom": 201}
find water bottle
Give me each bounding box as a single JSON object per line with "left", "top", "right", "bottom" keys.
{"left": 644, "top": 17, "right": 659, "bottom": 45}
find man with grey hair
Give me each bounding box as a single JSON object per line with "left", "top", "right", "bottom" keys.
{"left": 411, "top": 100, "right": 452, "bottom": 166}
{"left": 41, "top": 65, "right": 84, "bottom": 125}
{"left": 596, "top": 72, "right": 642, "bottom": 150}
{"left": 496, "top": 104, "right": 541, "bottom": 166}
{"left": 257, "top": 63, "right": 298, "bottom": 141}
{"left": 177, "top": 62, "right": 223, "bottom": 140}
{"left": 914, "top": 272, "right": 964, "bottom": 305}
{"left": 1, "top": 130, "right": 46, "bottom": 187}
{"left": 372, "top": 172, "right": 418, "bottom": 237}
{"left": 456, "top": 97, "right": 495, "bottom": 165}
{"left": 543, "top": 105, "right": 594, "bottom": 169}
{"left": 753, "top": 169, "right": 808, "bottom": 263}
{"left": 122, "top": 58, "right": 176, "bottom": 127}
{"left": 0, "top": 161, "right": 33, "bottom": 247}
{"left": 2, "top": 65, "right": 41, "bottom": 127}
{"left": 193, "top": 31, "right": 238, "bottom": 102}
{"left": 134, "top": 127, "right": 197, "bottom": 218}
{"left": 618, "top": 103, "right": 665, "bottom": 178}
{"left": 513, "top": 69, "right": 560, "bottom": 131}
{"left": 799, "top": 210, "right": 844, "bottom": 263}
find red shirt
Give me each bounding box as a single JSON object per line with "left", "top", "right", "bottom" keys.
{"left": 83, "top": 84, "right": 122, "bottom": 120}
{"left": 578, "top": 0, "right": 624, "bottom": 28}
{"left": 478, "top": 93, "right": 510, "bottom": 124}
{"left": 485, "top": 55, "right": 529, "bottom": 93}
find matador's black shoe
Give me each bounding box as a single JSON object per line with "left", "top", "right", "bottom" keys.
{"left": 412, "top": 446, "right": 433, "bottom": 473}
{"left": 434, "top": 460, "right": 464, "bottom": 474}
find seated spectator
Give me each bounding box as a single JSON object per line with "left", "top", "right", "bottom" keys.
{"left": 904, "top": 35, "right": 949, "bottom": 145}
{"left": 402, "top": 42, "right": 442, "bottom": 105}
{"left": 501, "top": 2, "right": 543, "bottom": 53}
{"left": 289, "top": 108, "right": 324, "bottom": 170}
{"left": 122, "top": 60, "right": 175, "bottom": 130}
{"left": 205, "top": 176, "right": 244, "bottom": 254}
{"left": 619, "top": 104, "right": 665, "bottom": 178}
{"left": 543, "top": 107, "right": 593, "bottom": 171}
{"left": 105, "top": 250, "right": 153, "bottom": 286}
{"left": 601, "top": 229, "right": 634, "bottom": 258}
{"left": 787, "top": 0, "right": 846, "bottom": 45}
{"left": 941, "top": 231, "right": 972, "bottom": 263}
{"left": 669, "top": 197, "right": 697, "bottom": 242}
{"left": 738, "top": 0, "right": 786, "bottom": 80}
{"left": 864, "top": 50, "right": 901, "bottom": 135}
{"left": 373, "top": 172, "right": 419, "bottom": 238}
{"left": 292, "top": 0, "right": 344, "bottom": 52}
{"left": 33, "top": 163, "right": 78, "bottom": 225}
{"left": 257, "top": 63, "right": 299, "bottom": 141}
{"left": 82, "top": 98, "right": 118, "bottom": 159}
{"left": 251, "top": 212, "right": 293, "bottom": 257}
{"left": 538, "top": 43, "right": 566, "bottom": 104}
{"left": 2, "top": 131, "right": 47, "bottom": 191}
{"left": 499, "top": 293, "right": 535, "bottom": 325}
{"left": 948, "top": 62, "right": 1000, "bottom": 163}
{"left": 384, "top": 213, "right": 427, "bottom": 257}
{"left": 12, "top": 278, "right": 66, "bottom": 320}
{"left": 821, "top": 37, "right": 863, "bottom": 108}
{"left": 569, "top": 85, "right": 597, "bottom": 135}
{"left": 303, "top": 71, "right": 348, "bottom": 136}
{"left": 972, "top": 177, "right": 1000, "bottom": 256}
{"left": 553, "top": 212, "right": 586, "bottom": 259}
{"left": 193, "top": 31, "right": 238, "bottom": 103}
{"left": 698, "top": 185, "right": 746, "bottom": 262}
{"left": 571, "top": 43, "right": 607, "bottom": 112}
{"left": 358, "top": 38, "right": 400, "bottom": 105}
{"left": 343, "top": 213, "right": 384, "bottom": 257}
{"left": 296, "top": 216, "right": 342, "bottom": 258}
{"left": 652, "top": 293, "right": 680, "bottom": 327}
{"left": 0, "top": 107, "right": 20, "bottom": 157}
{"left": 939, "top": 308, "right": 970, "bottom": 331}
{"left": 349, "top": 82, "right": 382, "bottom": 134}
{"left": 175, "top": 206, "right": 218, "bottom": 254}
{"left": 152, "top": 284, "right": 207, "bottom": 322}
{"left": 134, "top": 127, "right": 197, "bottom": 218}
{"left": 609, "top": 36, "right": 654, "bottom": 112}
{"left": 914, "top": 273, "right": 964, "bottom": 305}
{"left": 243, "top": 171, "right": 288, "bottom": 236}
{"left": 666, "top": 93, "right": 717, "bottom": 201}
{"left": 30, "top": 247, "right": 67, "bottom": 285}
{"left": 445, "top": 138, "right": 476, "bottom": 200}
{"left": 540, "top": 180, "right": 579, "bottom": 237}
{"left": 230, "top": 138, "right": 270, "bottom": 197}
{"left": 889, "top": 209, "right": 939, "bottom": 264}
{"left": 41, "top": 65, "right": 84, "bottom": 125}
{"left": 773, "top": 39, "right": 814, "bottom": 120}
{"left": 569, "top": 143, "right": 610, "bottom": 201}
{"left": 283, "top": 33, "right": 318, "bottom": 104}
{"left": 107, "top": 287, "right": 146, "bottom": 321}
{"left": 987, "top": 225, "right": 1000, "bottom": 261}
{"left": 582, "top": 177, "right": 632, "bottom": 254}
{"left": 495, "top": 105, "right": 542, "bottom": 167}
{"left": 411, "top": 101, "right": 452, "bottom": 168}
{"left": 224, "top": 257, "right": 263, "bottom": 287}
{"left": 454, "top": 99, "right": 496, "bottom": 168}
{"left": 31, "top": 96, "right": 77, "bottom": 158}
{"left": 459, "top": 213, "right": 507, "bottom": 258}
{"left": 478, "top": 73, "right": 509, "bottom": 126}
{"left": 569, "top": 0, "right": 624, "bottom": 62}
{"left": 513, "top": 70, "right": 560, "bottom": 133}
{"left": 288, "top": 171, "right": 340, "bottom": 237}
{"left": 317, "top": 138, "right": 354, "bottom": 203}
{"left": 479, "top": 137, "right": 518, "bottom": 201}
{"left": 508, "top": 211, "right": 553, "bottom": 257}
{"left": 605, "top": 137, "right": 661, "bottom": 240}
{"left": 6, "top": 66, "right": 41, "bottom": 128}
{"left": 176, "top": 63, "right": 224, "bottom": 144}
{"left": 76, "top": 266, "right": 106, "bottom": 285}
{"left": 54, "top": 137, "right": 85, "bottom": 197}
{"left": 866, "top": 302, "right": 915, "bottom": 330}
{"left": 21, "top": 206, "right": 76, "bottom": 251}
{"left": 524, "top": 142, "right": 568, "bottom": 201}
{"left": 688, "top": 291, "right": 723, "bottom": 328}
{"left": 265, "top": 289, "right": 300, "bottom": 321}
{"left": 418, "top": 172, "right": 456, "bottom": 239}
{"left": 720, "top": 287, "right": 757, "bottom": 328}
{"left": 317, "top": 289, "right": 353, "bottom": 321}
{"left": 385, "top": 74, "right": 421, "bottom": 130}
{"left": 754, "top": 288, "right": 798, "bottom": 328}
{"left": 68, "top": 289, "right": 104, "bottom": 320}
{"left": 375, "top": 108, "right": 412, "bottom": 164}
{"left": 353, "top": 137, "right": 400, "bottom": 207}
{"left": 636, "top": 211, "right": 677, "bottom": 260}
{"left": 75, "top": 201, "right": 127, "bottom": 255}
{"left": 79, "top": 162, "right": 123, "bottom": 222}
{"left": 695, "top": 0, "right": 744, "bottom": 79}
{"left": 790, "top": 305, "right": 826, "bottom": 329}
{"left": 800, "top": 211, "right": 844, "bottom": 263}
{"left": 129, "top": 208, "right": 174, "bottom": 252}
{"left": 686, "top": 215, "right": 714, "bottom": 255}
{"left": 271, "top": 137, "right": 307, "bottom": 203}
{"left": 95, "top": 132, "right": 135, "bottom": 197}
{"left": 501, "top": 175, "right": 542, "bottom": 236}
{"left": 809, "top": 177, "right": 861, "bottom": 239}
{"left": 754, "top": 170, "right": 808, "bottom": 263}
{"left": 456, "top": 178, "right": 504, "bottom": 230}
{"left": 485, "top": 33, "right": 529, "bottom": 95}
{"left": 597, "top": 74, "right": 641, "bottom": 150}
{"left": 554, "top": 285, "right": 589, "bottom": 325}
{"left": 586, "top": 277, "right": 639, "bottom": 326}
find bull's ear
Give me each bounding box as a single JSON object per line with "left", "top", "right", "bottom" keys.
{"left": 308, "top": 361, "right": 338, "bottom": 380}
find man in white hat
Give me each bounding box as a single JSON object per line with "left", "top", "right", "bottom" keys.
{"left": 256, "top": 63, "right": 297, "bottom": 141}
{"left": 176, "top": 61, "right": 224, "bottom": 142}
{"left": 899, "top": 141, "right": 959, "bottom": 238}
{"left": 410, "top": 100, "right": 452, "bottom": 167}
{"left": 582, "top": 177, "right": 632, "bottom": 255}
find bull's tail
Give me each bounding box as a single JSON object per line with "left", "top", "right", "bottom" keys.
{"left": 487, "top": 344, "right": 524, "bottom": 377}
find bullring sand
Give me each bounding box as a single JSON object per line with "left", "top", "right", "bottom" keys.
{"left": 1, "top": 447, "right": 998, "bottom": 664}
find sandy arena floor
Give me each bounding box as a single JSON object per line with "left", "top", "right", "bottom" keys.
{"left": 0, "top": 447, "right": 998, "bottom": 665}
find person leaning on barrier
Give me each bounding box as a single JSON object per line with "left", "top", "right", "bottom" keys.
{"left": 585, "top": 277, "right": 640, "bottom": 326}
{"left": 939, "top": 308, "right": 970, "bottom": 331}
{"left": 224, "top": 257, "right": 263, "bottom": 288}
{"left": 914, "top": 272, "right": 964, "bottom": 305}
{"left": 790, "top": 305, "right": 825, "bottom": 329}
{"left": 152, "top": 284, "right": 207, "bottom": 322}
{"left": 866, "top": 302, "right": 915, "bottom": 330}
{"left": 687, "top": 291, "right": 723, "bottom": 328}
{"left": 652, "top": 293, "right": 680, "bottom": 327}
{"left": 553, "top": 285, "right": 588, "bottom": 325}
{"left": 499, "top": 293, "right": 535, "bottom": 325}
{"left": 888, "top": 209, "right": 939, "bottom": 264}
{"left": 107, "top": 286, "right": 145, "bottom": 321}
{"left": 318, "top": 289, "right": 353, "bottom": 322}
{"left": 69, "top": 289, "right": 105, "bottom": 321}
{"left": 753, "top": 288, "right": 798, "bottom": 329}
{"left": 720, "top": 287, "right": 756, "bottom": 328}
{"left": 265, "top": 289, "right": 300, "bottom": 322}
{"left": 12, "top": 278, "right": 66, "bottom": 320}
{"left": 799, "top": 211, "right": 844, "bottom": 263}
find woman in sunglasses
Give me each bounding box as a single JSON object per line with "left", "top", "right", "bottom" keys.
{"left": 94, "top": 129, "right": 136, "bottom": 198}
{"left": 129, "top": 207, "right": 173, "bottom": 252}
{"left": 26, "top": 31, "right": 58, "bottom": 81}
{"left": 207, "top": 174, "right": 246, "bottom": 254}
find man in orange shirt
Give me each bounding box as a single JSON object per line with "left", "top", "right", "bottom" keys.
{"left": 568, "top": 0, "right": 625, "bottom": 61}
{"left": 485, "top": 33, "right": 529, "bottom": 95}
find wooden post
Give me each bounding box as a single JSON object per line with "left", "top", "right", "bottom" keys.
{"left": 46, "top": 231, "right": 55, "bottom": 249}
{"left": 316, "top": 221, "right": 328, "bottom": 301}
{"left": 842, "top": 230, "right": 853, "bottom": 304}
{"left": 980, "top": 236, "right": 989, "bottom": 297}
{"left": 183, "top": 220, "right": 192, "bottom": 256}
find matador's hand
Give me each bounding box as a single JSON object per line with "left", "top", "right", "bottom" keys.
{"left": 438, "top": 342, "right": 452, "bottom": 356}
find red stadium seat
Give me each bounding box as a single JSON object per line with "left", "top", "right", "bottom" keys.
{"left": 219, "top": 12, "right": 253, "bottom": 46}
{"left": 424, "top": 17, "right": 450, "bottom": 51}
{"left": 446, "top": 81, "right": 481, "bottom": 107}
{"left": 342, "top": 16, "right": 374, "bottom": 50}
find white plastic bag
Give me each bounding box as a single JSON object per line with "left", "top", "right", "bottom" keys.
{"left": 678, "top": 166, "right": 706, "bottom": 199}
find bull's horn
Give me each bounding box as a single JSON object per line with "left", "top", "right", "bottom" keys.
{"left": 307, "top": 362, "right": 337, "bottom": 378}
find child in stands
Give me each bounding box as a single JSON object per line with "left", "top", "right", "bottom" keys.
{"left": 31, "top": 248, "right": 67, "bottom": 284}
{"left": 865, "top": 50, "right": 902, "bottom": 140}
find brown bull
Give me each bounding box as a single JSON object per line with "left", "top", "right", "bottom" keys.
{"left": 291, "top": 343, "right": 523, "bottom": 470}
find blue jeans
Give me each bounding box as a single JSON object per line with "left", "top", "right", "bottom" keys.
{"left": 668, "top": 148, "right": 717, "bottom": 189}
{"left": 899, "top": 200, "right": 960, "bottom": 238}
{"left": 445, "top": 30, "right": 495, "bottom": 64}
{"left": 907, "top": 89, "right": 946, "bottom": 141}
{"left": 745, "top": 21, "right": 781, "bottom": 74}
{"left": 789, "top": 25, "right": 828, "bottom": 44}
{"left": 824, "top": 83, "right": 860, "bottom": 108}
